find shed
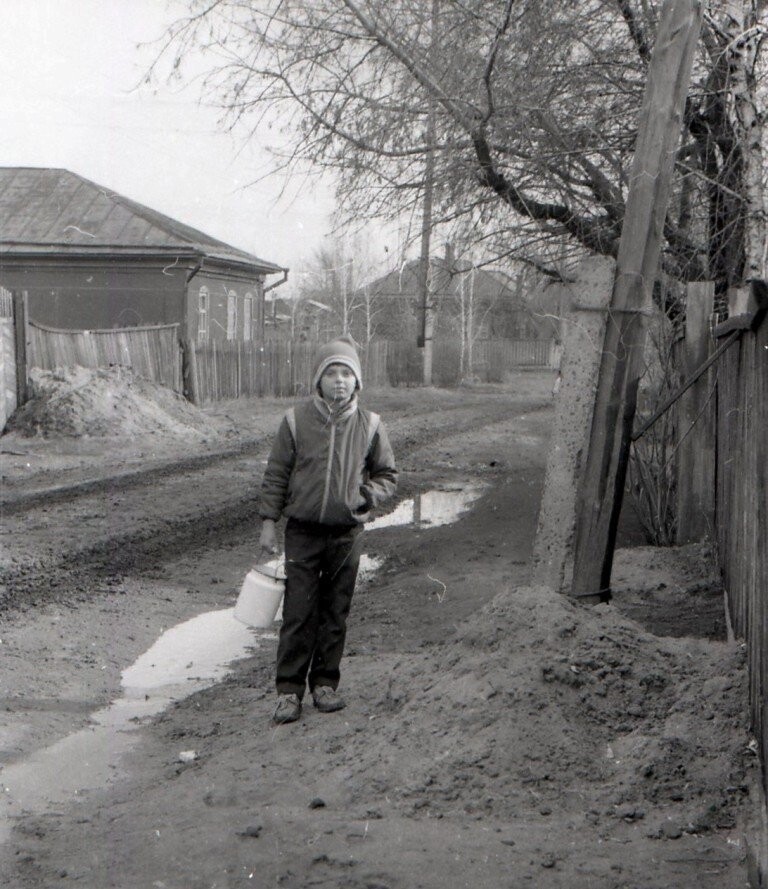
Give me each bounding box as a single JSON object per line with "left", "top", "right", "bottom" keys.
{"left": 0, "top": 167, "right": 287, "bottom": 344}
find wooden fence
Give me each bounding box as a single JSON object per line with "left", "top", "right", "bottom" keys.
{"left": 23, "top": 318, "right": 555, "bottom": 405}
{"left": 386, "top": 338, "right": 555, "bottom": 387}
{"left": 29, "top": 321, "right": 183, "bottom": 393}
{"left": 654, "top": 281, "right": 768, "bottom": 793}
{"left": 188, "top": 338, "right": 553, "bottom": 402}
{"left": 714, "top": 304, "right": 767, "bottom": 777}
{"left": 188, "top": 339, "right": 390, "bottom": 404}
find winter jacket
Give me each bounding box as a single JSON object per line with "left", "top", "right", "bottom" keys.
{"left": 259, "top": 395, "right": 397, "bottom": 527}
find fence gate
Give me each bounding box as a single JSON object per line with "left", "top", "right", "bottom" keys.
{"left": 0, "top": 286, "right": 17, "bottom": 431}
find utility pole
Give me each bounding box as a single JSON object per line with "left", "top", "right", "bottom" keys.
{"left": 570, "top": 0, "right": 703, "bottom": 600}
{"left": 417, "top": 0, "right": 439, "bottom": 385}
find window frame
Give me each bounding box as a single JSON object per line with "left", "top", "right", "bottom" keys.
{"left": 243, "top": 293, "right": 254, "bottom": 342}
{"left": 197, "top": 286, "right": 209, "bottom": 343}
{"left": 226, "top": 290, "right": 238, "bottom": 341}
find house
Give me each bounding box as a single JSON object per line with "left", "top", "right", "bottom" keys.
{"left": 358, "top": 249, "right": 554, "bottom": 344}
{"left": 0, "top": 167, "right": 287, "bottom": 344}
{"left": 265, "top": 294, "right": 334, "bottom": 341}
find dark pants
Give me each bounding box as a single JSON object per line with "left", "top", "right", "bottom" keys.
{"left": 276, "top": 518, "right": 363, "bottom": 698}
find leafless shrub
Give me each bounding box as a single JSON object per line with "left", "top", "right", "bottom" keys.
{"left": 627, "top": 309, "right": 683, "bottom": 546}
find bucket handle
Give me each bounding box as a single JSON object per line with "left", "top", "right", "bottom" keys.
{"left": 254, "top": 559, "right": 286, "bottom": 581}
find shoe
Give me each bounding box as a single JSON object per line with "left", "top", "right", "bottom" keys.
{"left": 272, "top": 693, "right": 301, "bottom": 724}
{"left": 312, "top": 686, "right": 346, "bottom": 713}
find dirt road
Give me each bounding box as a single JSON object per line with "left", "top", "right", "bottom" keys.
{"left": 0, "top": 376, "right": 760, "bottom": 888}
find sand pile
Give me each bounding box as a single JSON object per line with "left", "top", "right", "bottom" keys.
{"left": 338, "top": 583, "right": 750, "bottom": 838}
{"left": 6, "top": 366, "right": 217, "bottom": 440}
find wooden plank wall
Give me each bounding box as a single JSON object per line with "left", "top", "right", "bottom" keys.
{"left": 715, "top": 318, "right": 768, "bottom": 782}
{"left": 28, "top": 321, "right": 183, "bottom": 393}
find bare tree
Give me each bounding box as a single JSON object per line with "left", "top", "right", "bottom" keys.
{"left": 297, "top": 235, "right": 385, "bottom": 341}
{"left": 152, "top": 0, "right": 767, "bottom": 295}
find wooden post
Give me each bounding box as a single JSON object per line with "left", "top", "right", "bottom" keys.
{"left": 571, "top": 0, "right": 703, "bottom": 600}
{"left": 12, "top": 290, "right": 29, "bottom": 407}
{"left": 531, "top": 256, "right": 615, "bottom": 591}
{"left": 181, "top": 338, "right": 200, "bottom": 405}
{"left": 676, "top": 281, "right": 716, "bottom": 542}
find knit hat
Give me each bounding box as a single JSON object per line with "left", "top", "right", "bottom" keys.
{"left": 311, "top": 335, "right": 363, "bottom": 391}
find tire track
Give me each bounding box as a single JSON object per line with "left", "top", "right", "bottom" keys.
{"left": 0, "top": 399, "right": 551, "bottom": 611}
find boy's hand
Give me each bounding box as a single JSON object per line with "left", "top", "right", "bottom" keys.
{"left": 258, "top": 520, "right": 279, "bottom": 557}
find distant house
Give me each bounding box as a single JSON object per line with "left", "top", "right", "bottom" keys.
{"left": 265, "top": 294, "right": 334, "bottom": 341}
{"left": 0, "top": 167, "right": 287, "bottom": 344}
{"left": 360, "top": 251, "right": 554, "bottom": 343}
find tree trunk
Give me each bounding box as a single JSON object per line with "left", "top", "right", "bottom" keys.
{"left": 724, "top": 0, "right": 767, "bottom": 280}
{"left": 459, "top": 274, "right": 467, "bottom": 376}
{"left": 364, "top": 286, "right": 372, "bottom": 344}
{"left": 467, "top": 263, "right": 475, "bottom": 377}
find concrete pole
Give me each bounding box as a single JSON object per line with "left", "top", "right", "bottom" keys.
{"left": 531, "top": 257, "right": 615, "bottom": 591}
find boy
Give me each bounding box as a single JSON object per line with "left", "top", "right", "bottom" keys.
{"left": 258, "top": 336, "right": 397, "bottom": 724}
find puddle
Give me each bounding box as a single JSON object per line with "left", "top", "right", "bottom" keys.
{"left": 0, "top": 607, "right": 260, "bottom": 842}
{"left": 367, "top": 483, "right": 487, "bottom": 531}
{"left": 0, "top": 555, "right": 387, "bottom": 841}
{"left": 120, "top": 607, "right": 260, "bottom": 696}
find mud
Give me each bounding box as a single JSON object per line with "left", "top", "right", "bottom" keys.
{"left": 0, "top": 374, "right": 760, "bottom": 888}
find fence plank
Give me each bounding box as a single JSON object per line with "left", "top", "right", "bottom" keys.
{"left": 675, "top": 282, "right": 716, "bottom": 542}
{"left": 0, "top": 317, "right": 18, "bottom": 430}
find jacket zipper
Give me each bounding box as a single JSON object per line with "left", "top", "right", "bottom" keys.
{"left": 318, "top": 419, "right": 336, "bottom": 522}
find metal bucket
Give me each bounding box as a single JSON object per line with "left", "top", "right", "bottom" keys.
{"left": 234, "top": 561, "right": 286, "bottom": 628}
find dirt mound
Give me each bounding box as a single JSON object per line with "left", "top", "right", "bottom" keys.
{"left": 338, "top": 583, "right": 749, "bottom": 836}
{"left": 6, "top": 366, "right": 216, "bottom": 440}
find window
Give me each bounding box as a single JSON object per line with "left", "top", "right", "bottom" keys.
{"left": 197, "top": 286, "right": 209, "bottom": 343}
{"left": 0, "top": 286, "right": 12, "bottom": 317}
{"left": 226, "top": 291, "right": 238, "bottom": 340}
{"left": 243, "top": 293, "right": 254, "bottom": 342}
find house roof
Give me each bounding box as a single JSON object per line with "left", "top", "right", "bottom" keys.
{"left": 0, "top": 167, "right": 285, "bottom": 274}
{"left": 364, "top": 257, "right": 527, "bottom": 306}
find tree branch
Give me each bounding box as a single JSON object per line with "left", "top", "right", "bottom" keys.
{"left": 616, "top": 0, "right": 653, "bottom": 64}
{"left": 481, "top": 0, "right": 516, "bottom": 123}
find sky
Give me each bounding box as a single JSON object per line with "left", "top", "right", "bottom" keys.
{"left": 0, "top": 0, "right": 350, "bottom": 287}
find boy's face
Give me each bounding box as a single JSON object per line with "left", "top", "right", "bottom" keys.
{"left": 320, "top": 363, "right": 357, "bottom": 402}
